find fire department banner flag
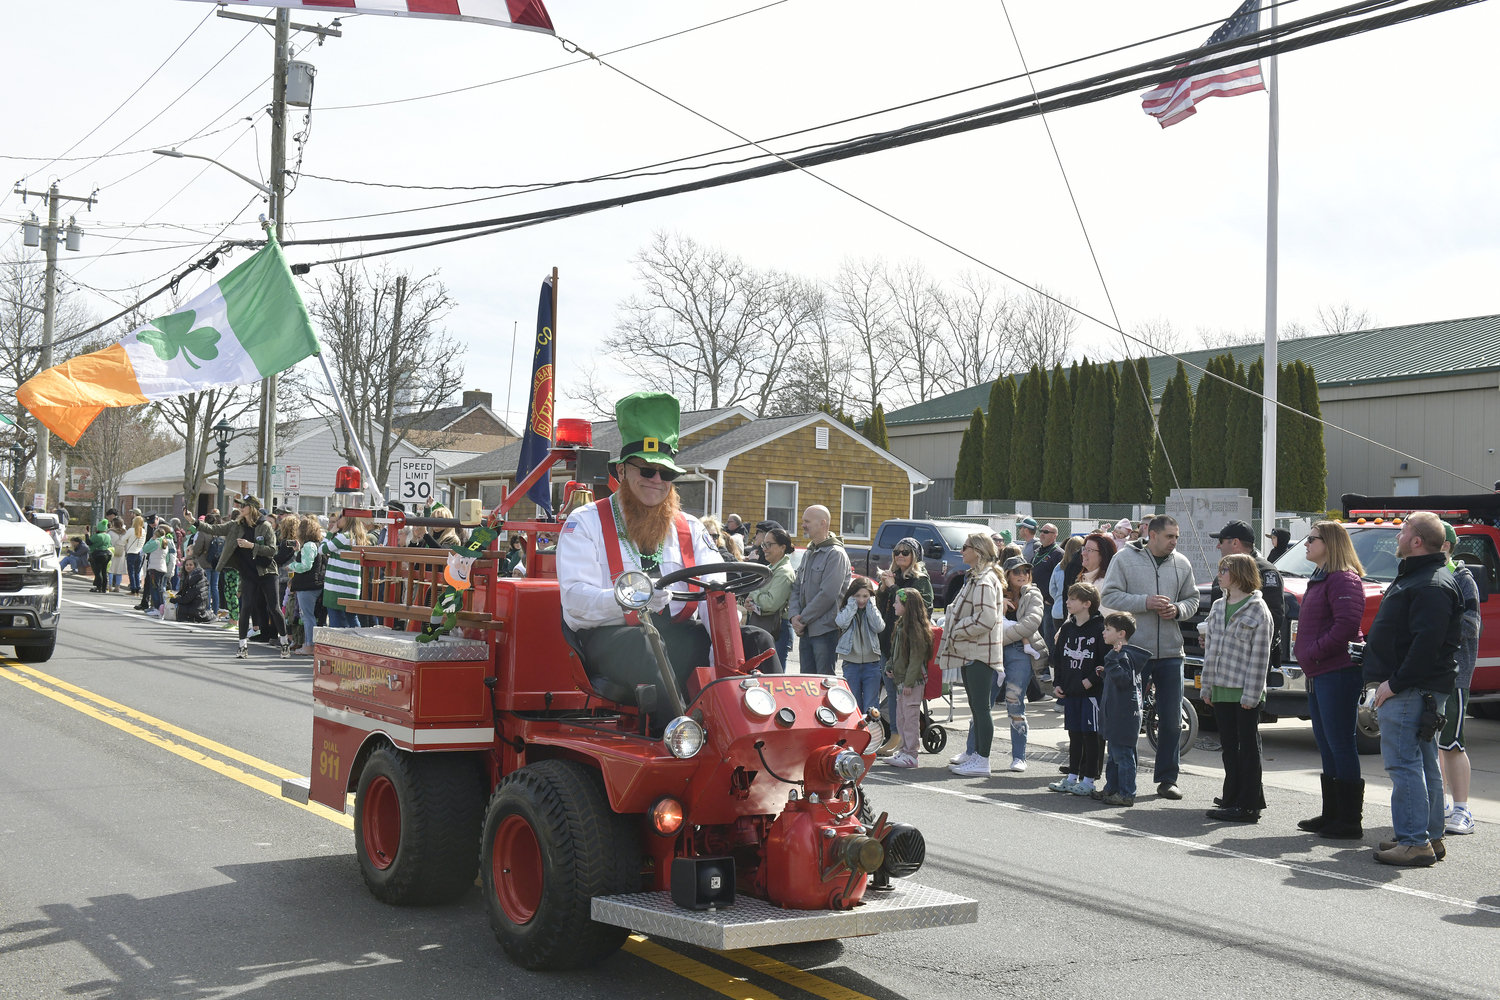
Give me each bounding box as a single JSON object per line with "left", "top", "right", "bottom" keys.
{"left": 16, "top": 238, "right": 320, "bottom": 446}
{"left": 514, "top": 276, "right": 555, "bottom": 517}
{"left": 176, "top": 1, "right": 554, "bottom": 32}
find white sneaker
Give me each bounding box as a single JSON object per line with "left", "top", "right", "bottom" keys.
{"left": 953, "top": 756, "right": 991, "bottom": 777}
{"left": 1010, "top": 758, "right": 1028, "bottom": 773}
{"left": 1446, "top": 807, "right": 1475, "bottom": 836}
{"left": 949, "top": 750, "right": 974, "bottom": 766}
{"left": 1445, "top": 801, "right": 1454, "bottom": 820}
{"left": 887, "top": 752, "right": 919, "bottom": 769}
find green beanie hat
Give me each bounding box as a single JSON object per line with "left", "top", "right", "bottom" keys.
{"left": 614, "top": 391, "right": 685, "bottom": 474}
{"left": 97, "top": 519, "right": 109, "bottom": 532}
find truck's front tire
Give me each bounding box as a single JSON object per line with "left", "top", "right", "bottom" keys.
{"left": 13, "top": 636, "right": 56, "bottom": 662}
{"left": 482, "top": 759, "right": 642, "bottom": 970}
{"left": 354, "top": 745, "right": 485, "bottom": 905}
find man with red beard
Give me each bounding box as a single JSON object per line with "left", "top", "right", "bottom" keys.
{"left": 558, "top": 392, "right": 781, "bottom": 716}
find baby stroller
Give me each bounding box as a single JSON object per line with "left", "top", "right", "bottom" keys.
{"left": 876, "top": 626, "right": 949, "bottom": 754}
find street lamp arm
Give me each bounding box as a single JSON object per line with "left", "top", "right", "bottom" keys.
{"left": 152, "top": 150, "right": 272, "bottom": 196}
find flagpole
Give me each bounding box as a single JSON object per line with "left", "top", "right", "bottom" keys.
{"left": 550, "top": 265, "right": 559, "bottom": 449}
{"left": 1261, "top": 0, "right": 1279, "bottom": 539}
{"left": 314, "top": 351, "right": 381, "bottom": 507}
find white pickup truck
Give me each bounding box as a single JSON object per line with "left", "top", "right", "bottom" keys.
{"left": 0, "top": 483, "right": 62, "bottom": 661}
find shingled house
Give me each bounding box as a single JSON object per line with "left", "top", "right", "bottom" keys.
{"left": 441, "top": 407, "right": 931, "bottom": 545}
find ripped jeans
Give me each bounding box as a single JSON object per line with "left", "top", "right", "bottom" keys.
{"left": 1001, "top": 643, "right": 1033, "bottom": 761}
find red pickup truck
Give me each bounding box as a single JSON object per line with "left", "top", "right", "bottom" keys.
{"left": 1182, "top": 493, "right": 1499, "bottom": 753}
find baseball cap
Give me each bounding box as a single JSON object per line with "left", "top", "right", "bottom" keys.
{"left": 1001, "top": 556, "right": 1032, "bottom": 574}
{"left": 1016, "top": 516, "right": 1038, "bottom": 530}
{"left": 754, "top": 519, "right": 784, "bottom": 534}
{"left": 1209, "top": 520, "right": 1256, "bottom": 545}
{"left": 1444, "top": 522, "right": 1459, "bottom": 549}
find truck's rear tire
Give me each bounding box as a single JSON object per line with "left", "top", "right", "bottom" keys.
{"left": 482, "top": 759, "right": 642, "bottom": 970}
{"left": 354, "top": 745, "right": 485, "bottom": 906}
{"left": 13, "top": 637, "right": 56, "bottom": 662}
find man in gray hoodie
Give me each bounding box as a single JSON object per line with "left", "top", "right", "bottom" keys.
{"left": 1101, "top": 514, "right": 1201, "bottom": 799}
{"left": 790, "top": 505, "right": 851, "bottom": 675}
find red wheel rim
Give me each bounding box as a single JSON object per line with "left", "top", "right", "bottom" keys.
{"left": 493, "top": 814, "right": 543, "bottom": 924}
{"left": 362, "top": 775, "right": 401, "bottom": 870}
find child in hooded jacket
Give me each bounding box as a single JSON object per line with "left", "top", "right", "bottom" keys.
{"left": 835, "top": 577, "right": 885, "bottom": 714}
{"left": 1049, "top": 582, "right": 1107, "bottom": 795}
{"left": 1093, "top": 611, "right": 1150, "bottom": 806}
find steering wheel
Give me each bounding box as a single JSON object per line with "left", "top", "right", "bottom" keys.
{"left": 655, "top": 561, "right": 771, "bottom": 601}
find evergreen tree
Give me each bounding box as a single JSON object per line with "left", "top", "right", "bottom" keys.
{"left": 1067, "top": 360, "right": 1079, "bottom": 402}
{"left": 1070, "top": 359, "right": 1095, "bottom": 500}
{"left": 1191, "top": 354, "right": 1229, "bottom": 488}
{"left": 954, "top": 407, "right": 986, "bottom": 500}
{"left": 1040, "top": 364, "right": 1073, "bottom": 502}
{"left": 817, "top": 401, "right": 858, "bottom": 430}
{"left": 1226, "top": 359, "right": 1264, "bottom": 498}
{"left": 1274, "top": 363, "right": 1303, "bottom": 512}
{"left": 1299, "top": 363, "right": 1327, "bottom": 511}
{"left": 1110, "top": 358, "right": 1154, "bottom": 503}
{"left": 1151, "top": 361, "right": 1194, "bottom": 503}
{"left": 1092, "top": 361, "right": 1118, "bottom": 501}
{"left": 863, "top": 403, "right": 889, "bottom": 449}
{"left": 1010, "top": 366, "right": 1047, "bottom": 500}
{"left": 981, "top": 377, "right": 1015, "bottom": 499}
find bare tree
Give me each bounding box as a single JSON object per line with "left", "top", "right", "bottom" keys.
{"left": 744, "top": 273, "right": 824, "bottom": 417}
{"left": 1196, "top": 326, "right": 1262, "bottom": 350}
{"left": 768, "top": 296, "right": 854, "bottom": 416}
{"left": 1128, "top": 317, "right": 1193, "bottom": 357}
{"left": 71, "top": 405, "right": 177, "bottom": 512}
{"left": 885, "top": 260, "right": 952, "bottom": 405}
{"left": 1012, "top": 287, "right": 1078, "bottom": 371}
{"left": 606, "top": 232, "right": 774, "bottom": 411}
{"left": 304, "top": 260, "right": 465, "bottom": 492}
{"left": 1316, "top": 301, "right": 1375, "bottom": 335}
{"left": 937, "top": 271, "right": 1016, "bottom": 391}
{"left": 830, "top": 258, "right": 898, "bottom": 418}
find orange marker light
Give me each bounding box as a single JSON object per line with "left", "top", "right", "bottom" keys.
{"left": 649, "top": 797, "right": 684, "bottom": 837}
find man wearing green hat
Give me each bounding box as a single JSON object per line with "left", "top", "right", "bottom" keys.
{"left": 87, "top": 519, "right": 114, "bottom": 594}
{"left": 558, "top": 391, "right": 780, "bottom": 718}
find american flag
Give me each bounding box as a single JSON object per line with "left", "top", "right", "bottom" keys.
{"left": 1141, "top": 0, "right": 1266, "bottom": 128}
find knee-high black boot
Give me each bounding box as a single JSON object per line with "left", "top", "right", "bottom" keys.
{"left": 1297, "top": 773, "right": 1335, "bottom": 832}
{"left": 1319, "top": 778, "right": 1365, "bottom": 840}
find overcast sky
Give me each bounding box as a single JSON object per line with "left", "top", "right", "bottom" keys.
{"left": 5, "top": 0, "right": 1497, "bottom": 430}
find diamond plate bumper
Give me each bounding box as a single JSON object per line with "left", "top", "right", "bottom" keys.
{"left": 315, "top": 626, "right": 489, "bottom": 661}
{"left": 590, "top": 882, "right": 977, "bottom": 950}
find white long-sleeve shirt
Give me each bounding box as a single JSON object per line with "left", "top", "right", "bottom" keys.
{"left": 557, "top": 498, "right": 722, "bottom": 631}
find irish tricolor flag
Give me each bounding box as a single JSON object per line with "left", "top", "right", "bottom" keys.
{"left": 17, "top": 238, "right": 319, "bottom": 446}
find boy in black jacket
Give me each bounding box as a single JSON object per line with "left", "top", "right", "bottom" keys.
{"left": 1048, "top": 582, "right": 1107, "bottom": 796}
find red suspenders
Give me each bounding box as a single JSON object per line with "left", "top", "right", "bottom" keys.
{"left": 593, "top": 497, "right": 699, "bottom": 625}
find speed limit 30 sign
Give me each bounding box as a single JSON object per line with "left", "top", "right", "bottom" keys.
{"left": 397, "top": 458, "right": 436, "bottom": 505}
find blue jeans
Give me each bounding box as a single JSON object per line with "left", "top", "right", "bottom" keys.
{"left": 843, "top": 661, "right": 883, "bottom": 713}
{"left": 1104, "top": 743, "right": 1138, "bottom": 798}
{"left": 126, "top": 552, "right": 142, "bottom": 593}
{"left": 1145, "top": 657, "right": 1185, "bottom": 784}
{"left": 204, "top": 567, "right": 220, "bottom": 613}
{"left": 326, "top": 606, "right": 358, "bottom": 629}
{"left": 774, "top": 619, "right": 793, "bottom": 674}
{"left": 1307, "top": 666, "right": 1362, "bottom": 781}
{"left": 61, "top": 554, "right": 86, "bottom": 573}
{"left": 798, "top": 631, "right": 839, "bottom": 675}
{"left": 1378, "top": 688, "right": 1446, "bottom": 846}
{"left": 1002, "top": 644, "right": 1033, "bottom": 761}
{"left": 296, "top": 590, "right": 320, "bottom": 649}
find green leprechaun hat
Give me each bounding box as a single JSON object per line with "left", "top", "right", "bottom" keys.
{"left": 615, "top": 391, "right": 686, "bottom": 474}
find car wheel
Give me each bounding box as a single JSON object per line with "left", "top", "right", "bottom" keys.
{"left": 1356, "top": 685, "right": 1382, "bottom": 755}
{"left": 482, "top": 759, "right": 642, "bottom": 970}
{"left": 354, "top": 745, "right": 486, "bottom": 905}
{"left": 13, "top": 637, "right": 56, "bottom": 662}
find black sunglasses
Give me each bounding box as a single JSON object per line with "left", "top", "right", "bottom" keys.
{"left": 626, "top": 462, "right": 680, "bottom": 482}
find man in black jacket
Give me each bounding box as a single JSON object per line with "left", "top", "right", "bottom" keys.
{"left": 1363, "top": 511, "right": 1462, "bottom": 867}
{"left": 1209, "top": 520, "right": 1285, "bottom": 669}
{"left": 1032, "top": 523, "right": 1064, "bottom": 666}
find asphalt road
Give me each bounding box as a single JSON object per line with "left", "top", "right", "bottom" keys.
{"left": 4, "top": 578, "right": 1500, "bottom": 999}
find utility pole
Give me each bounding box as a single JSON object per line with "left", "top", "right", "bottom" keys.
{"left": 13, "top": 181, "right": 95, "bottom": 510}
{"left": 216, "top": 7, "right": 339, "bottom": 506}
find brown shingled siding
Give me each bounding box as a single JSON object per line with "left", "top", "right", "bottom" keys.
{"left": 720, "top": 419, "right": 910, "bottom": 545}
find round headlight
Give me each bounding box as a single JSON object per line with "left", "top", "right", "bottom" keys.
{"left": 663, "top": 716, "right": 705, "bottom": 758}
{"left": 825, "top": 685, "right": 858, "bottom": 717}
{"left": 614, "top": 570, "right": 654, "bottom": 611}
{"left": 744, "top": 686, "right": 777, "bottom": 718}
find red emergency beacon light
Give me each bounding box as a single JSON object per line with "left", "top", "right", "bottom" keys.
{"left": 334, "top": 465, "right": 363, "bottom": 493}
{"left": 555, "top": 418, "right": 592, "bottom": 448}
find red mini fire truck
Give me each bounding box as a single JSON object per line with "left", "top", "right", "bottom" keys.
{"left": 283, "top": 440, "right": 974, "bottom": 969}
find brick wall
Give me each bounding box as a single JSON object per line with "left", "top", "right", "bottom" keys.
{"left": 444, "top": 408, "right": 511, "bottom": 436}
{"left": 720, "top": 419, "right": 911, "bottom": 545}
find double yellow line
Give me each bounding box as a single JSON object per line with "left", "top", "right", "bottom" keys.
{"left": 1, "top": 660, "right": 881, "bottom": 1000}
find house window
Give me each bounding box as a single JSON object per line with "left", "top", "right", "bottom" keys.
{"left": 480, "top": 483, "right": 507, "bottom": 508}
{"left": 677, "top": 478, "right": 709, "bottom": 517}
{"left": 815, "top": 426, "right": 830, "bottom": 450}
{"left": 766, "top": 480, "right": 798, "bottom": 530}
{"left": 841, "top": 485, "right": 872, "bottom": 540}
{"left": 137, "top": 496, "right": 175, "bottom": 518}
{"left": 1392, "top": 477, "right": 1421, "bottom": 496}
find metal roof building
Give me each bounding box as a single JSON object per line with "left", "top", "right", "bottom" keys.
{"left": 883, "top": 313, "right": 1500, "bottom": 515}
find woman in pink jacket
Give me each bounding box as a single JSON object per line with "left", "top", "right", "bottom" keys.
{"left": 1292, "top": 521, "right": 1368, "bottom": 839}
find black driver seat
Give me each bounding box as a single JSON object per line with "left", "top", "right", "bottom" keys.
{"left": 560, "top": 612, "right": 638, "bottom": 707}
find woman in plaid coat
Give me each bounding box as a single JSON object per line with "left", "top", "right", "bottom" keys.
{"left": 1199, "top": 552, "right": 1274, "bottom": 823}
{"left": 939, "top": 532, "right": 1005, "bottom": 778}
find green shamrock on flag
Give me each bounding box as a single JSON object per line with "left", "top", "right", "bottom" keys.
{"left": 138, "top": 310, "right": 222, "bottom": 370}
